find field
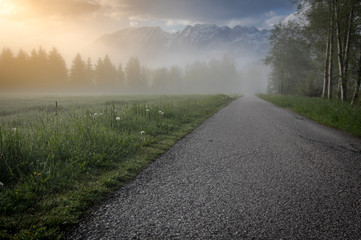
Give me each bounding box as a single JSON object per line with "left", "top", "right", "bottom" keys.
{"left": 0, "top": 94, "right": 238, "bottom": 239}
{"left": 258, "top": 94, "right": 361, "bottom": 137}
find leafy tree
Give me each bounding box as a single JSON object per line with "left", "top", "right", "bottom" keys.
{"left": 265, "top": 22, "right": 317, "bottom": 96}
{"left": 294, "top": 0, "right": 361, "bottom": 101}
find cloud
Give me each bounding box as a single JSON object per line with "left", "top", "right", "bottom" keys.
{"left": 109, "top": 0, "right": 293, "bottom": 23}
{"left": 11, "top": 0, "right": 100, "bottom": 19}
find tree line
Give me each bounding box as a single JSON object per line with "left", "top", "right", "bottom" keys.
{"left": 0, "top": 47, "right": 240, "bottom": 94}
{"left": 265, "top": 0, "right": 361, "bottom": 104}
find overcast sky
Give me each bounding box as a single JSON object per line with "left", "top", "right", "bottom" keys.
{"left": 0, "top": 0, "right": 296, "bottom": 58}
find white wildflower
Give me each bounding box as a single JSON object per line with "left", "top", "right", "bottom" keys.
{"left": 140, "top": 131, "right": 145, "bottom": 135}
{"left": 116, "top": 117, "right": 121, "bottom": 121}
{"left": 93, "top": 113, "right": 98, "bottom": 116}
{"left": 11, "top": 128, "right": 16, "bottom": 133}
{"left": 159, "top": 110, "right": 162, "bottom": 114}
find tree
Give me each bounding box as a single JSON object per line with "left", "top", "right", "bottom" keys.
{"left": 94, "top": 55, "right": 117, "bottom": 91}
{"left": 116, "top": 63, "right": 125, "bottom": 90}
{"left": 125, "top": 57, "right": 146, "bottom": 93}
{"left": 265, "top": 21, "right": 317, "bottom": 96}
{"left": 298, "top": 0, "right": 361, "bottom": 101}
{"left": 0, "top": 48, "right": 15, "bottom": 89}
{"left": 48, "top": 47, "right": 68, "bottom": 89}
{"left": 152, "top": 67, "right": 169, "bottom": 93}
{"left": 70, "top": 53, "right": 89, "bottom": 89}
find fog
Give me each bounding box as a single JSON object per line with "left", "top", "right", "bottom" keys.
{"left": 0, "top": 0, "right": 296, "bottom": 96}
{"left": 0, "top": 25, "right": 270, "bottom": 95}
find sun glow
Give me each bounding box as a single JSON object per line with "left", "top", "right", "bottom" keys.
{"left": 0, "top": 0, "right": 18, "bottom": 17}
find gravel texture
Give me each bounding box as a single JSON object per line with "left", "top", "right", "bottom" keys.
{"left": 67, "top": 95, "right": 361, "bottom": 239}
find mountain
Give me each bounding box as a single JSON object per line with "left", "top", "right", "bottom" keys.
{"left": 92, "top": 24, "right": 270, "bottom": 66}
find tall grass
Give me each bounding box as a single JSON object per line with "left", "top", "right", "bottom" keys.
{"left": 0, "top": 94, "right": 237, "bottom": 239}
{"left": 258, "top": 94, "right": 361, "bottom": 137}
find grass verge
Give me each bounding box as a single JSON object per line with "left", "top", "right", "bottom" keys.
{"left": 258, "top": 94, "right": 361, "bottom": 137}
{"left": 0, "top": 94, "right": 239, "bottom": 239}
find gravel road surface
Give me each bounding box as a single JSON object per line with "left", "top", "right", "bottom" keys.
{"left": 67, "top": 95, "right": 361, "bottom": 239}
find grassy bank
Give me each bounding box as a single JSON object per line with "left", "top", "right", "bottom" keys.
{"left": 0, "top": 94, "right": 238, "bottom": 239}
{"left": 258, "top": 94, "right": 361, "bottom": 137}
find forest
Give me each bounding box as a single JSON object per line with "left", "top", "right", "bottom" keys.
{"left": 0, "top": 47, "right": 240, "bottom": 94}
{"left": 265, "top": 0, "right": 361, "bottom": 104}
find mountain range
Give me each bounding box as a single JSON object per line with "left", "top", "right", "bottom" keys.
{"left": 92, "top": 24, "right": 270, "bottom": 66}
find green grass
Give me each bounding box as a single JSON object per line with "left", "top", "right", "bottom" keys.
{"left": 0, "top": 94, "right": 239, "bottom": 239}
{"left": 258, "top": 94, "right": 361, "bottom": 137}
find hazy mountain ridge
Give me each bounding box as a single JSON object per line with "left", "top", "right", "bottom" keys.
{"left": 93, "top": 24, "right": 270, "bottom": 66}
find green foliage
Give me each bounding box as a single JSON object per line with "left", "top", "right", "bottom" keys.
{"left": 265, "top": 22, "right": 321, "bottom": 96}
{"left": 258, "top": 94, "right": 361, "bottom": 137}
{"left": 0, "top": 94, "right": 237, "bottom": 239}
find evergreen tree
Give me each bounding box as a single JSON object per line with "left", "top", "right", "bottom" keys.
{"left": 116, "top": 63, "right": 125, "bottom": 89}
{"left": 0, "top": 48, "right": 15, "bottom": 89}
{"left": 70, "top": 53, "right": 88, "bottom": 89}
{"left": 14, "top": 50, "right": 29, "bottom": 87}
{"left": 94, "top": 55, "right": 117, "bottom": 91}
{"left": 125, "top": 57, "right": 146, "bottom": 93}
{"left": 85, "top": 57, "right": 95, "bottom": 86}
{"left": 48, "top": 47, "right": 68, "bottom": 89}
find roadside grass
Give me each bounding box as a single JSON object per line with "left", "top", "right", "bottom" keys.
{"left": 258, "top": 94, "right": 361, "bottom": 137}
{"left": 0, "top": 94, "right": 239, "bottom": 239}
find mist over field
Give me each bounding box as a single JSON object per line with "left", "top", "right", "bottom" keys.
{"left": 0, "top": 0, "right": 296, "bottom": 95}
{"left": 0, "top": 24, "right": 270, "bottom": 95}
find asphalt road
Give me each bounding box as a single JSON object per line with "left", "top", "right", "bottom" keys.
{"left": 67, "top": 95, "right": 361, "bottom": 239}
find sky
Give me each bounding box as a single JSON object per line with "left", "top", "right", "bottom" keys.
{"left": 0, "top": 0, "right": 297, "bottom": 61}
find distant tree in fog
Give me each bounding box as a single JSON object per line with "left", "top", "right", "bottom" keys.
{"left": 14, "top": 50, "right": 29, "bottom": 87}
{"left": 35, "top": 47, "right": 49, "bottom": 87}
{"left": 125, "top": 57, "right": 147, "bottom": 92}
{"left": 0, "top": 48, "right": 15, "bottom": 89}
{"left": 48, "top": 47, "right": 68, "bottom": 88}
{"left": 116, "top": 63, "right": 125, "bottom": 89}
{"left": 85, "top": 57, "right": 95, "bottom": 86}
{"left": 70, "top": 53, "right": 89, "bottom": 88}
{"left": 152, "top": 67, "right": 169, "bottom": 93}
{"left": 94, "top": 55, "right": 118, "bottom": 91}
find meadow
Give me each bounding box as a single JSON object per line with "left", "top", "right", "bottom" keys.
{"left": 258, "top": 94, "right": 361, "bottom": 137}
{"left": 0, "top": 94, "right": 238, "bottom": 239}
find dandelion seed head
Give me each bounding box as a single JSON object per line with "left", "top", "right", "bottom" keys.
{"left": 11, "top": 128, "right": 16, "bottom": 133}
{"left": 140, "top": 131, "right": 145, "bottom": 135}
{"left": 146, "top": 109, "right": 149, "bottom": 112}
{"left": 116, "top": 117, "right": 121, "bottom": 121}
{"left": 94, "top": 113, "right": 98, "bottom": 116}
